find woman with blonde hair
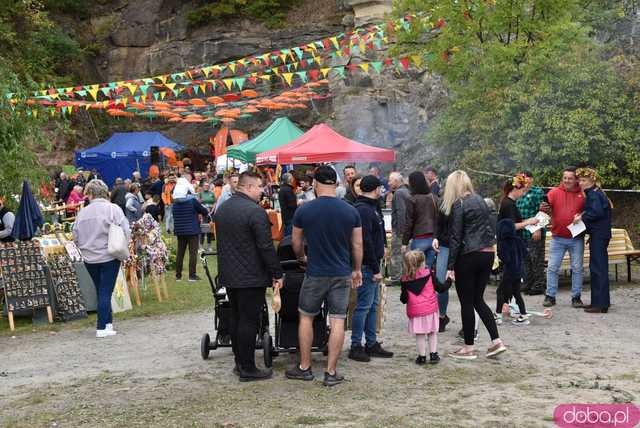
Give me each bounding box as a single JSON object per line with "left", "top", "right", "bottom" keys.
{"left": 442, "top": 170, "right": 507, "bottom": 360}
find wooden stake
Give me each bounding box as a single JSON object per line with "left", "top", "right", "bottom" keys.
{"left": 8, "top": 311, "right": 15, "bottom": 331}
{"left": 152, "top": 274, "right": 163, "bottom": 302}
{"left": 128, "top": 265, "right": 141, "bottom": 306}
{"left": 160, "top": 273, "right": 168, "bottom": 300}
{"left": 46, "top": 306, "right": 53, "bottom": 323}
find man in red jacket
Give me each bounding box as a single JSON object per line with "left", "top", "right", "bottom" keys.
{"left": 543, "top": 167, "right": 586, "bottom": 308}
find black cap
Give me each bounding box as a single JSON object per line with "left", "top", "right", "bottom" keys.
{"left": 314, "top": 165, "right": 337, "bottom": 185}
{"left": 360, "top": 175, "right": 381, "bottom": 192}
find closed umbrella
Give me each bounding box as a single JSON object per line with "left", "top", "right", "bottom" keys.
{"left": 12, "top": 181, "right": 45, "bottom": 241}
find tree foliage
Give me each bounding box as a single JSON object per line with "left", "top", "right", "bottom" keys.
{"left": 187, "top": 0, "right": 300, "bottom": 29}
{"left": 394, "top": 0, "right": 640, "bottom": 189}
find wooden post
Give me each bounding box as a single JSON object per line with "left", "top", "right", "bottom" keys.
{"left": 128, "top": 265, "right": 142, "bottom": 306}
{"left": 46, "top": 306, "right": 53, "bottom": 323}
{"left": 8, "top": 311, "right": 15, "bottom": 331}
{"left": 152, "top": 274, "right": 163, "bottom": 302}
{"left": 160, "top": 273, "right": 169, "bottom": 300}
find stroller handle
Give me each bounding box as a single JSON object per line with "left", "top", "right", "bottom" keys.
{"left": 201, "top": 250, "right": 217, "bottom": 257}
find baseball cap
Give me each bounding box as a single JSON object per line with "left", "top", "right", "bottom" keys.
{"left": 314, "top": 165, "right": 337, "bottom": 185}
{"left": 360, "top": 175, "right": 381, "bottom": 192}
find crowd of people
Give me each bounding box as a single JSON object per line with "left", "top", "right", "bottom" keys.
{"left": 14, "top": 158, "right": 612, "bottom": 383}
{"left": 214, "top": 163, "right": 613, "bottom": 385}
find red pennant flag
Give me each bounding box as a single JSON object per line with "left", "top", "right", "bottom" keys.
{"left": 384, "top": 58, "right": 394, "bottom": 65}
{"left": 186, "top": 87, "right": 193, "bottom": 96}
{"left": 323, "top": 39, "right": 330, "bottom": 49}
{"left": 248, "top": 76, "right": 257, "bottom": 85}
{"left": 300, "top": 59, "right": 307, "bottom": 68}
{"left": 308, "top": 69, "right": 320, "bottom": 81}
{"left": 343, "top": 48, "right": 350, "bottom": 56}
{"left": 400, "top": 57, "right": 410, "bottom": 71}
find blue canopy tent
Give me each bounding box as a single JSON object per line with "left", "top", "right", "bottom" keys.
{"left": 75, "top": 132, "right": 183, "bottom": 186}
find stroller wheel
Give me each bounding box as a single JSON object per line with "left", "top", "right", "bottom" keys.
{"left": 200, "top": 334, "right": 211, "bottom": 360}
{"left": 263, "top": 332, "right": 273, "bottom": 368}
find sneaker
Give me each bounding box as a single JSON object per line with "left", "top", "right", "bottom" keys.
{"left": 486, "top": 341, "right": 507, "bottom": 358}
{"left": 429, "top": 352, "right": 440, "bottom": 364}
{"left": 323, "top": 371, "right": 345, "bottom": 387}
{"left": 543, "top": 295, "right": 556, "bottom": 307}
{"left": 438, "top": 315, "right": 450, "bottom": 333}
{"left": 448, "top": 348, "right": 478, "bottom": 360}
{"left": 188, "top": 275, "right": 202, "bottom": 282}
{"left": 96, "top": 329, "right": 117, "bottom": 338}
{"left": 175, "top": 276, "right": 182, "bottom": 282}
{"left": 285, "top": 365, "right": 314, "bottom": 381}
{"left": 348, "top": 345, "right": 371, "bottom": 362}
{"left": 415, "top": 355, "right": 427, "bottom": 365}
{"left": 105, "top": 323, "right": 116, "bottom": 332}
{"left": 239, "top": 367, "right": 272, "bottom": 382}
{"left": 512, "top": 315, "right": 530, "bottom": 326}
{"left": 365, "top": 342, "right": 394, "bottom": 358}
{"left": 571, "top": 297, "right": 584, "bottom": 308}
{"left": 494, "top": 313, "right": 503, "bottom": 325}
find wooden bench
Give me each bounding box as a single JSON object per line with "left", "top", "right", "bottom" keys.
{"left": 544, "top": 228, "right": 640, "bottom": 282}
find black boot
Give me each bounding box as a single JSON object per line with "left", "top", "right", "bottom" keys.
{"left": 415, "top": 355, "right": 427, "bottom": 365}
{"left": 239, "top": 367, "right": 273, "bottom": 382}
{"left": 438, "top": 315, "right": 450, "bottom": 333}
{"left": 429, "top": 352, "right": 440, "bottom": 364}
{"left": 348, "top": 345, "right": 371, "bottom": 362}
{"left": 365, "top": 342, "right": 394, "bottom": 358}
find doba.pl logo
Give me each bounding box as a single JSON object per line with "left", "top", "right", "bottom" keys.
{"left": 555, "top": 404, "right": 640, "bottom": 428}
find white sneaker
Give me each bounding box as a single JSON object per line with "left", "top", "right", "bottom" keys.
{"left": 96, "top": 329, "right": 117, "bottom": 338}
{"left": 105, "top": 323, "right": 116, "bottom": 332}
{"left": 494, "top": 313, "right": 503, "bottom": 325}
{"left": 512, "top": 315, "right": 530, "bottom": 326}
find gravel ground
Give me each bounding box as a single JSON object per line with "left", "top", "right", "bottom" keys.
{"left": 1, "top": 282, "right": 639, "bottom": 427}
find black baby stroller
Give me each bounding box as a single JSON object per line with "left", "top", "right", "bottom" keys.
{"left": 274, "top": 237, "right": 329, "bottom": 354}
{"left": 199, "top": 250, "right": 274, "bottom": 367}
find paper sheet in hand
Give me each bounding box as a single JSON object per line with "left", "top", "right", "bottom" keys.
{"left": 524, "top": 212, "right": 551, "bottom": 234}
{"left": 567, "top": 220, "right": 586, "bottom": 238}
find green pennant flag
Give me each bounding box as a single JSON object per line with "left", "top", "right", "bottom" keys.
{"left": 315, "top": 41, "right": 324, "bottom": 49}
{"left": 287, "top": 64, "right": 293, "bottom": 72}
{"left": 374, "top": 39, "right": 382, "bottom": 49}
{"left": 233, "top": 78, "right": 246, "bottom": 91}
{"left": 139, "top": 85, "right": 149, "bottom": 95}
{"left": 143, "top": 78, "right": 155, "bottom": 84}
{"left": 293, "top": 47, "right": 303, "bottom": 60}
{"left": 307, "top": 57, "right": 315, "bottom": 66}
{"left": 134, "top": 96, "right": 140, "bottom": 102}
{"left": 108, "top": 82, "right": 117, "bottom": 88}
{"left": 371, "top": 62, "right": 383, "bottom": 74}
{"left": 76, "top": 90, "right": 87, "bottom": 97}
{"left": 172, "top": 89, "right": 180, "bottom": 97}
{"left": 295, "top": 71, "right": 308, "bottom": 83}
{"left": 153, "top": 92, "right": 159, "bottom": 101}
{"left": 335, "top": 66, "right": 345, "bottom": 78}
{"left": 193, "top": 85, "right": 200, "bottom": 95}
{"left": 351, "top": 45, "right": 360, "bottom": 55}
{"left": 100, "top": 88, "right": 111, "bottom": 96}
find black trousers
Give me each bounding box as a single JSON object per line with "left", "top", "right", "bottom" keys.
{"left": 589, "top": 237, "right": 610, "bottom": 309}
{"left": 496, "top": 270, "right": 527, "bottom": 315}
{"left": 455, "top": 252, "right": 500, "bottom": 346}
{"left": 228, "top": 287, "right": 266, "bottom": 371}
{"left": 176, "top": 234, "right": 199, "bottom": 278}
{"left": 523, "top": 234, "right": 546, "bottom": 292}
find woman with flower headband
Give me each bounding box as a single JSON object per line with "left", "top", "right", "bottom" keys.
{"left": 574, "top": 168, "right": 612, "bottom": 313}
{"left": 496, "top": 175, "right": 539, "bottom": 326}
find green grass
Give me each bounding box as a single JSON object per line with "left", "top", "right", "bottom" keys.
{"left": 0, "top": 254, "right": 216, "bottom": 336}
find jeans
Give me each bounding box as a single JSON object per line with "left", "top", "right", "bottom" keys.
{"left": 85, "top": 259, "right": 121, "bottom": 330}
{"left": 454, "top": 252, "right": 499, "bottom": 346}
{"left": 228, "top": 287, "right": 266, "bottom": 371}
{"left": 546, "top": 237, "right": 584, "bottom": 298}
{"left": 176, "top": 235, "right": 199, "bottom": 279}
{"left": 435, "top": 246, "right": 450, "bottom": 316}
{"left": 165, "top": 205, "right": 173, "bottom": 233}
{"left": 351, "top": 267, "right": 379, "bottom": 348}
{"left": 410, "top": 237, "right": 436, "bottom": 268}
{"left": 283, "top": 219, "right": 293, "bottom": 238}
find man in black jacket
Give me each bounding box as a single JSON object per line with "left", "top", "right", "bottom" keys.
{"left": 349, "top": 175, "right": 394, "bottom": 362}
{"left": 110, "top": 178, "right": 127, "bottom": 214}
{"left": 215, "top": 171, "right": 283, "bottom": 382}
{"left": 278, "top": 173, "right": 297, "bottom": 237}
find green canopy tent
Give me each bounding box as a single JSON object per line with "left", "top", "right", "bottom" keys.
{"left": 226, "top": 117, "right": 304, "bottom": 164}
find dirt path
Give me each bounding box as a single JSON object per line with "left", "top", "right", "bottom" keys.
{"left": 1, "top": 284, "right": 639, "bottom": 427}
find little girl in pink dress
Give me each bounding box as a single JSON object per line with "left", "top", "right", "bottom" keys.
{"left": 400, "top": 250, "right": 440, "bottom": 364}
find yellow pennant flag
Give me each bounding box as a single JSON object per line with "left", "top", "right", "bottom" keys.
{"left": 140, "top": 95, "right": 146, "bottom": 103}
{"left": 201, "top": 67, "right": 211, "bottom": 77}
{"left": 320, "top": 68, "right": 331, "bottom": 78}
{"left": 282, "top": 73, "right": 294, "bottom": 86}
{"left": 271, "top": 67, "right": 280, "bottom": 75}
{"left": 279, "top": 54, "right": 287, "bottom": 64}
{"left": 156, "top": 75, "right": 168, "bottom": 84}
{"left": 359, "top": 63, "right": 370, "bottom": 73}
{"left": 307, "top": 43, "right": 317, "bottom": 52}
{"left": 336, "top": 50, "right": 343, "bottom": 57}
{"left": 124, "top": 84, "right": 138, "bottom": 96}
{"left": 228, "top": 63, "right": 236, "bottom": 74}
{"left": 411, "top": 55, "right": 423, "bottom": 68}
{"left": 33, "top": 109, "right": 38, "bottom": 118}
{"left": 165, "top": 83, "right": 176, "bottom": 91}
{"left": 223, "top": 79, "right": 233, "bottom": 90}
{"left": 359, "top": 41, "right": 366, "bottom": 53}
{"left": 330, "top": 37, "right": 339, "bottom": 49}
{"left": 121, "top": 98, "right": 128, "bottom": 106}
{"left": 159, "top": 92, "right": 166, "bottom": 100}
{"left": 199, "top": 84, "right": 207, "bottom": 93}
{"left": 259, "top": 75, "right": 272, "bottom": 82}
{"left": 88, "top": 87, "right": 99, "bottom": 101}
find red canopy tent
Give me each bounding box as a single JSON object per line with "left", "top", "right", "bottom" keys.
{"left": 255, "top": 123, "right": 395, "bottom": 165}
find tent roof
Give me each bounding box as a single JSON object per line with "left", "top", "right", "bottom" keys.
{"left": 256, "top": 124, "right": 395, "bottom": 165}
{"left": 226, "top": 117, "right": 304, "bottom": 163}
{"left": 81, "top": 132, "right": 183, "bottom": 155}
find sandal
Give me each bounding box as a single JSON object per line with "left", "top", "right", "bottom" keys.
{"left": 448, "top": 348, "right": 478, "bottom": 360}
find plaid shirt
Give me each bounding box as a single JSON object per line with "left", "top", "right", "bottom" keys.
{"left": 516, "top": 186, "right": 546, "bottom": 240}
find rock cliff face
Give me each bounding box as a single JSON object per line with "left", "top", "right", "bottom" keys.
{"left": 54, "top": 0, "right": 443, "bottom": 171}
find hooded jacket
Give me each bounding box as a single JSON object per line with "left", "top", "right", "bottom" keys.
{"left": 547, "top": 184, "right": 585, "bottom": 239}
{"left": 496, "top": 218, "right": 527, "bottom": 279}
{"left": 400, "top": 267, "right": 438, "bottom": 318}
{"left": 582, "top": 186, "right": 612, "bottom": 240}
{"left": 354, "top": 195, "right": 386, "bottom": 274}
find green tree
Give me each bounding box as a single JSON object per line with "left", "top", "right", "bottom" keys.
{"left": 394, "top": 0, "right": 640, "bottom": 189}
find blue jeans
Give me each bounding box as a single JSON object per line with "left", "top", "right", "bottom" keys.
{"left": 410, "top": 237, "right": 436, "bottom": 268}
{"left": 351, "top": 267, "right": 379, "bottom": 348}
{"left": 546, "top": 236, "right": 584, "bottom": 298}
{"left": 435, "top": 246, "right": 450, "bottom": 316}
{"left": 85, "top": 259, "right": 121, "bottom": 330}
{"left": 283, "top": 219, "right": 293, "bottom": 238}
